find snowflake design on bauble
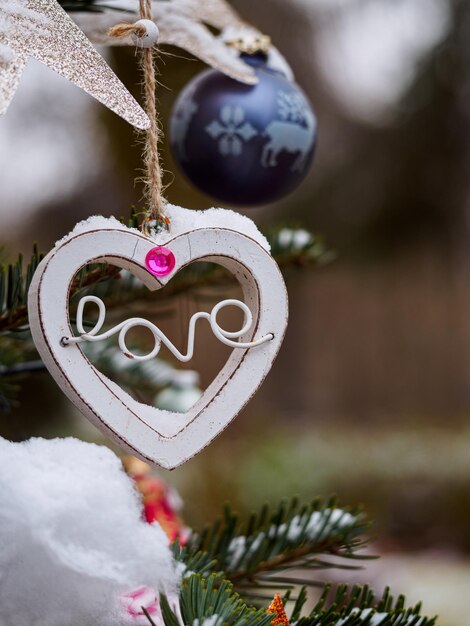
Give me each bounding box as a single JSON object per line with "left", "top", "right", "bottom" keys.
{"left": 206, "top": 105, "right": 258, "bottom": 156}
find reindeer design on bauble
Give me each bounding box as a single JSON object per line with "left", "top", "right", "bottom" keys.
{"left": 261, "top": 91, "right": 316, "bottom": 173}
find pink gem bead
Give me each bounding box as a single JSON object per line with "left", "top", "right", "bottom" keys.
{"left": 145, "top": 246, "right": 176, "bottom": 277}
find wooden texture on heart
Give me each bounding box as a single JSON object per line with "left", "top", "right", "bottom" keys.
{"left": 28, "top": 212, "right": 288, "bottom": 469}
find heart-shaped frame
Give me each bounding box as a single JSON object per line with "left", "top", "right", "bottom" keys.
{"left": 28, "top": 207, "right": 288, "bottom": 469}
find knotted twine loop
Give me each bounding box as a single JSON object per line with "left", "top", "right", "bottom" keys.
{"left": 109, "top": 0, "right": 169, "bottom": 234}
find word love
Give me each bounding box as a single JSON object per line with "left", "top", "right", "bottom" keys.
{"left": 62, "top": 296, "right": 274, "bottom": 362}
{"left": 28, "top": 211, "right": 288, "bottom": 468}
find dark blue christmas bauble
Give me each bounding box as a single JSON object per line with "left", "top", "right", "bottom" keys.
{"left": 170, "top": 56, "right": 317, "bottom": 206}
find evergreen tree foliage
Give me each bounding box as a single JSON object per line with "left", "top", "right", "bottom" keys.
{"left": 152, "top": 499, "right": 437, "bottom": 626}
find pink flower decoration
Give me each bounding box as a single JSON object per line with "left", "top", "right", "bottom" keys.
{"left": 121, "top": 586, "right": 164, "bottom": 626}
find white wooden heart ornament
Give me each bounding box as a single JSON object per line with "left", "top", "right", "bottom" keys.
{"left": 28, "top": 206, "right": 288, "bottom": 469}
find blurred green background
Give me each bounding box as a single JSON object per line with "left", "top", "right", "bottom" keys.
{"left": 1, "top": 0, "right": 470, "bottom": 624}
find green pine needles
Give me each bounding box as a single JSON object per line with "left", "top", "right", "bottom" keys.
{"left": 0, "top": 245, "right": 42, "bottom": 333}
{"left": 173, "top": 498, "right": 369, "bottom": 596}
{"left": 0, "top": 225, "right": 327, "bottom": 336}
{"left": 161, "top": 577, "right": 274, "bottom": 626}
{"left": 158, "top": 498, "right": 436, "bottom": 626}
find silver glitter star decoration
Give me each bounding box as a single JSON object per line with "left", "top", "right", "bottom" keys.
{"left": 0, "top": 0, "right": 150, "bottom": 129}
{"left": 73, "top": 0, "right": 294, "bottom": 85}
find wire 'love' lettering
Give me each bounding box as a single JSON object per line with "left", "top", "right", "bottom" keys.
{"left": 62, "top": 296, "right": 273, "bottom": 362}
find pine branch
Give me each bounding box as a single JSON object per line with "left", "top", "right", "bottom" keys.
{"left": 157, "top": 575, "right": 436, "bottom": 626}
{"left": 173, "top": 497, "right": 371, "bottom": 596}
{"left": 162, "top": 575, "right": 275, "bottom": 626}
{"left": 0, "top": 222, "right": 330, "bottom": 411}
{"left": 294, "top": 583, "right": 437, "bottom": 626}
{"left": 75, "top": 227, "right": 332, "bottom": 312}
{"left": 0, "top": 226, "right": 330, "bottom": 336}
{"left": 0, "top": 245, "right": 43, "bottom": 333}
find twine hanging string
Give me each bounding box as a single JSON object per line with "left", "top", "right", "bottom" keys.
{"left": 109, "top": 1, "right": 168, "bottom": 232}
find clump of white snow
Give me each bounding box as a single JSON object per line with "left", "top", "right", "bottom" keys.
{"left": 286, "top": 508, "right": 358, "bottom": 542}
{"left": 193, "top": 616, "right": 223, "bottom": 626}
{"left": 277, "top": 227, "right": 313, "bottom": 251}
{"left": 0, "top": 437, "right": 179, "bottom": 626}
{"left": 226, "top": 507, "right": 359, "bottom": 569}
{"left": 56, "top": 205, "right": 270, "bottom": 253}
{"left": 336, "top": 608, "right": 427, "bottom": 626}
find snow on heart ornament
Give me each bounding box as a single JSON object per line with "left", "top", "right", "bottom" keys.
{"left": 28, "top": 206, "right": 288, "bottom": 469}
